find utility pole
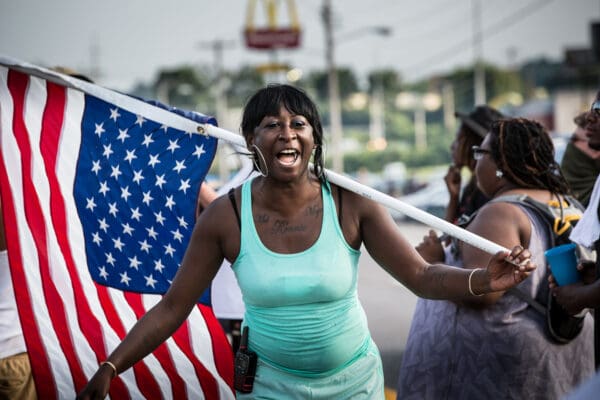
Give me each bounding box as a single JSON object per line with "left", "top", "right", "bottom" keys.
{"left": 198, "top": 39, "right": 235, "bottom": 184}
{"left": 472, "top": 0, "right": 486, "bottom": 105}
{"left": 369, "top": 82, "right": 385, "bottom": 145}
{"left": 89, "top": 33, "right": 101, "bottom": 82}
{"left": 442, "top": 82, "right": 455, "bottom": 133}
{"left": 322, "top": 0, "right": 344, "bottom": 173}
{"left": 414, "top": 105, "right": 427, "bottom": 151}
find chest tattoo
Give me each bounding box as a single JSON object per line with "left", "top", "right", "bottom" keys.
{"left": 305, "top": 205, "right": 323, "bottom": 218}
{"left": 272, "top": 219, "right": 307, "bottom": 234}
{"left": 257, "top": 204, "right": 321, "bottom": 236}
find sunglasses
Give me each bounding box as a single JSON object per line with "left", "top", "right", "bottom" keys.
{"left": 472, "top": 145, "right": 491, "bottom": 161}
{"left": 591, "top": 100, "right": 600, "bottom": 116}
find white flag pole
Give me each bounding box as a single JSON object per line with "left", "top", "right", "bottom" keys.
{"left": 324, "top": 169, "right": 508, "bottom": 255}
{"left": 200, "top": 124, "right": 509, "bottom": 256}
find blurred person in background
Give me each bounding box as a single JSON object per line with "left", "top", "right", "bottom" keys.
{"left": 444, "top": 106, "right": 504, "bottom": 224}
{"left": 550, "top": 90, "right": 600, "bottom": 370}
{"left": 560, "top": 111, "right": 600, "bottom": 207}
{"left": 552, "top": 90, "right": 600, "bottom": 400}
{"left": 0, "top": 197, "right": 36, "bottom": 400}
{"left": 415, "top": 105, "right": 503, "bottom": 265}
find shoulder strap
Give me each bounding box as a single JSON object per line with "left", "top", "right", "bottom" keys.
{"left": 490, "top": 194, "right": 555, "bottom": 241}
{"left": 508, "top": 285, "right": 546, "bottom": 315}
{"left": 228, "top": 188, "right": 241, "bottom": 229}
{"left": 489, "top": 194, "right": 555, "bottom": 311}
{"left": 337, "top": 186, "right": 343, "bottom": 228}
{"left": 490, "top": 194, "right": 583, "bottom": 244}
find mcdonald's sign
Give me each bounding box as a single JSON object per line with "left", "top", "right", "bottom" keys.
{"left": 244, "top": 0, "right": 301, "bottom": 49}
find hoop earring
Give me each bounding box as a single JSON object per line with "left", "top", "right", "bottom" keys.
{"left": 313, "top": 144, "right": 324, "bottom": 178}
{"left": 252, "top": 144, "right": 268, "bottom": 177}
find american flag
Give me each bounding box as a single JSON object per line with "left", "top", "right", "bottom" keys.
{"left": 0, "top": 58, "right": 234, "bottom": 399}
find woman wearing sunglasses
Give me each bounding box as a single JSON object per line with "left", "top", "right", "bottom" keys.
{"left": 398, "top": 118, "right": 595, "bottom": 400}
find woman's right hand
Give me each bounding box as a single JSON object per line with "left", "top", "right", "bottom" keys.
{"left": 549, "top": 260, "right": 596, "bottom": 289}
{"left": 548, "top": 260, "right": 598, "bottom": 315}
{"left": 415, "top": 230, "right": 445, "bottom": 263}
{"left": 444, "top": 165, "right": 462, "bottom": 199}
{"left": 576, "top": 260, "right": 597, "bottom": 285}
{"left": 76, "top": 364, "right": 114, "bottom": 400}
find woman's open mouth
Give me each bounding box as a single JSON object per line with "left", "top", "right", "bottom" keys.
{"left": 276, "top": 149, "right": 300, "bottom": 166}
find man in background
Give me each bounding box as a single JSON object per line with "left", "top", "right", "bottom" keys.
{"left": 561, "top": 111, "right": 600, "bottom": 207}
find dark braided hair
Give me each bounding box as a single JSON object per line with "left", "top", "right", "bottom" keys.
{"left": 488, "top": 118, "right": 570, "bottom": 196}
{"left": 240, "top": 84, "right": 326, "bottom": 184}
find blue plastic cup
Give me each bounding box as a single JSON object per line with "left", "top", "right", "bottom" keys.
{"left": 545, "top": 243, "right": 580, "bottom": 286}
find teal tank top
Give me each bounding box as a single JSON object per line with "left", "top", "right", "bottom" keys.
{"left": 232, "top": 178, "right": 370, "bottom": 377}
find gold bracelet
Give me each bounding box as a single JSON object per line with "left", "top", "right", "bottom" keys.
{"left": 468, "top": 268, "right": 484, "bottom": 296}
{"left": 101, "top": 361, "right": 118, "bottom": 378}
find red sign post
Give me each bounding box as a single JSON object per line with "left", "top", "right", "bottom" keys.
{"left": 244, "top": 28, "right": 301, "bottom": 49}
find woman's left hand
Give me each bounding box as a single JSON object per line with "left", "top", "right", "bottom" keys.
{"left": 485, "top": 245, "right": 536, "bottom": 292}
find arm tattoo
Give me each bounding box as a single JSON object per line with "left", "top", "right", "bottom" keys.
{"left": 429, "top": 267, "right": 449, "bottom": 291}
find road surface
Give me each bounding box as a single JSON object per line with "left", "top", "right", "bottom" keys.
{"left": 357, "top": 220, "right": 432, "bottom": 392}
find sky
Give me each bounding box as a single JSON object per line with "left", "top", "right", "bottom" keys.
{"left": 0, "top": 0, "right": 598, "bottom": 92}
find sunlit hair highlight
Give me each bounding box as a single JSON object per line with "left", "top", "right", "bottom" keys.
{"left": 488, "top": 118, "right": 570, "bottom": 195}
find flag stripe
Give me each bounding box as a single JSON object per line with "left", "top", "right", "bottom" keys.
{"left": 94, "top": 286, "right": 146, "bottom": 399}
{"left": 174, "top": 305, "right": 227, "bottom": 398}
{"left": 42, "top": 79, "right": 110, "bottom": 393}
{"left": 0, "top": 74, "right": 59, "bottom": 397}
{"left": 125, "top": 292, "right": 187, "bottom": 398}
{"left": 107, "top": 288, "right": 172, "bottom": 399}
{"left": 23, "top": 75, "right": 81, "bottom": 396}
{"left": 8, "top": 69, "right": 88, "bottom": 391}
{"left": 28, "top": 74, "right": 100, "bottom": 396}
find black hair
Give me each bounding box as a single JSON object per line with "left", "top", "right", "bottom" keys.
{"left": 241, "top": 84, "right": 326, "bottom": 183}
{"left": 488, "top": 118, "right": 570, "bottom": 195}
{"left": 455, "top": 105, "right": 504, "bottom": 168}
{"left": 573, "top": 111, "right": 588, "bottom": 128}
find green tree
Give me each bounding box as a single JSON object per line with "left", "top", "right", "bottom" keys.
{"left": 154, "top": 66, "right": 209, "bottom": 110}
{"left": 437, "top": 63, "right": 523, "bottom": 112}
{"left": 305, "top": 68, "right": 360, "bottom": 101}
{"left": 225, "top": 66, "right": 265, "bottom": 108}
{"left": 367, "top": 69, "right": 402, "bottom": 97}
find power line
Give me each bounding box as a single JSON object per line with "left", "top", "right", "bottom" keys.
{"left": 402, "top": 0, "right": 555, "bottom": 77}
{"left": 351, "top": 0, "right": 457, "bottom": 26}
{"left": 390, "top": 5, "right": 470, "bottom": 41}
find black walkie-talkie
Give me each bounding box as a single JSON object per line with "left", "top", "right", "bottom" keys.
{"left": 234, "top": 326, "right": 257, "bottom": 393}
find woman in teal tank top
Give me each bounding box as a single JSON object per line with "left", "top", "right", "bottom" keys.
{"left": 78, "top": 85, "right": 536, "bottom": 400}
